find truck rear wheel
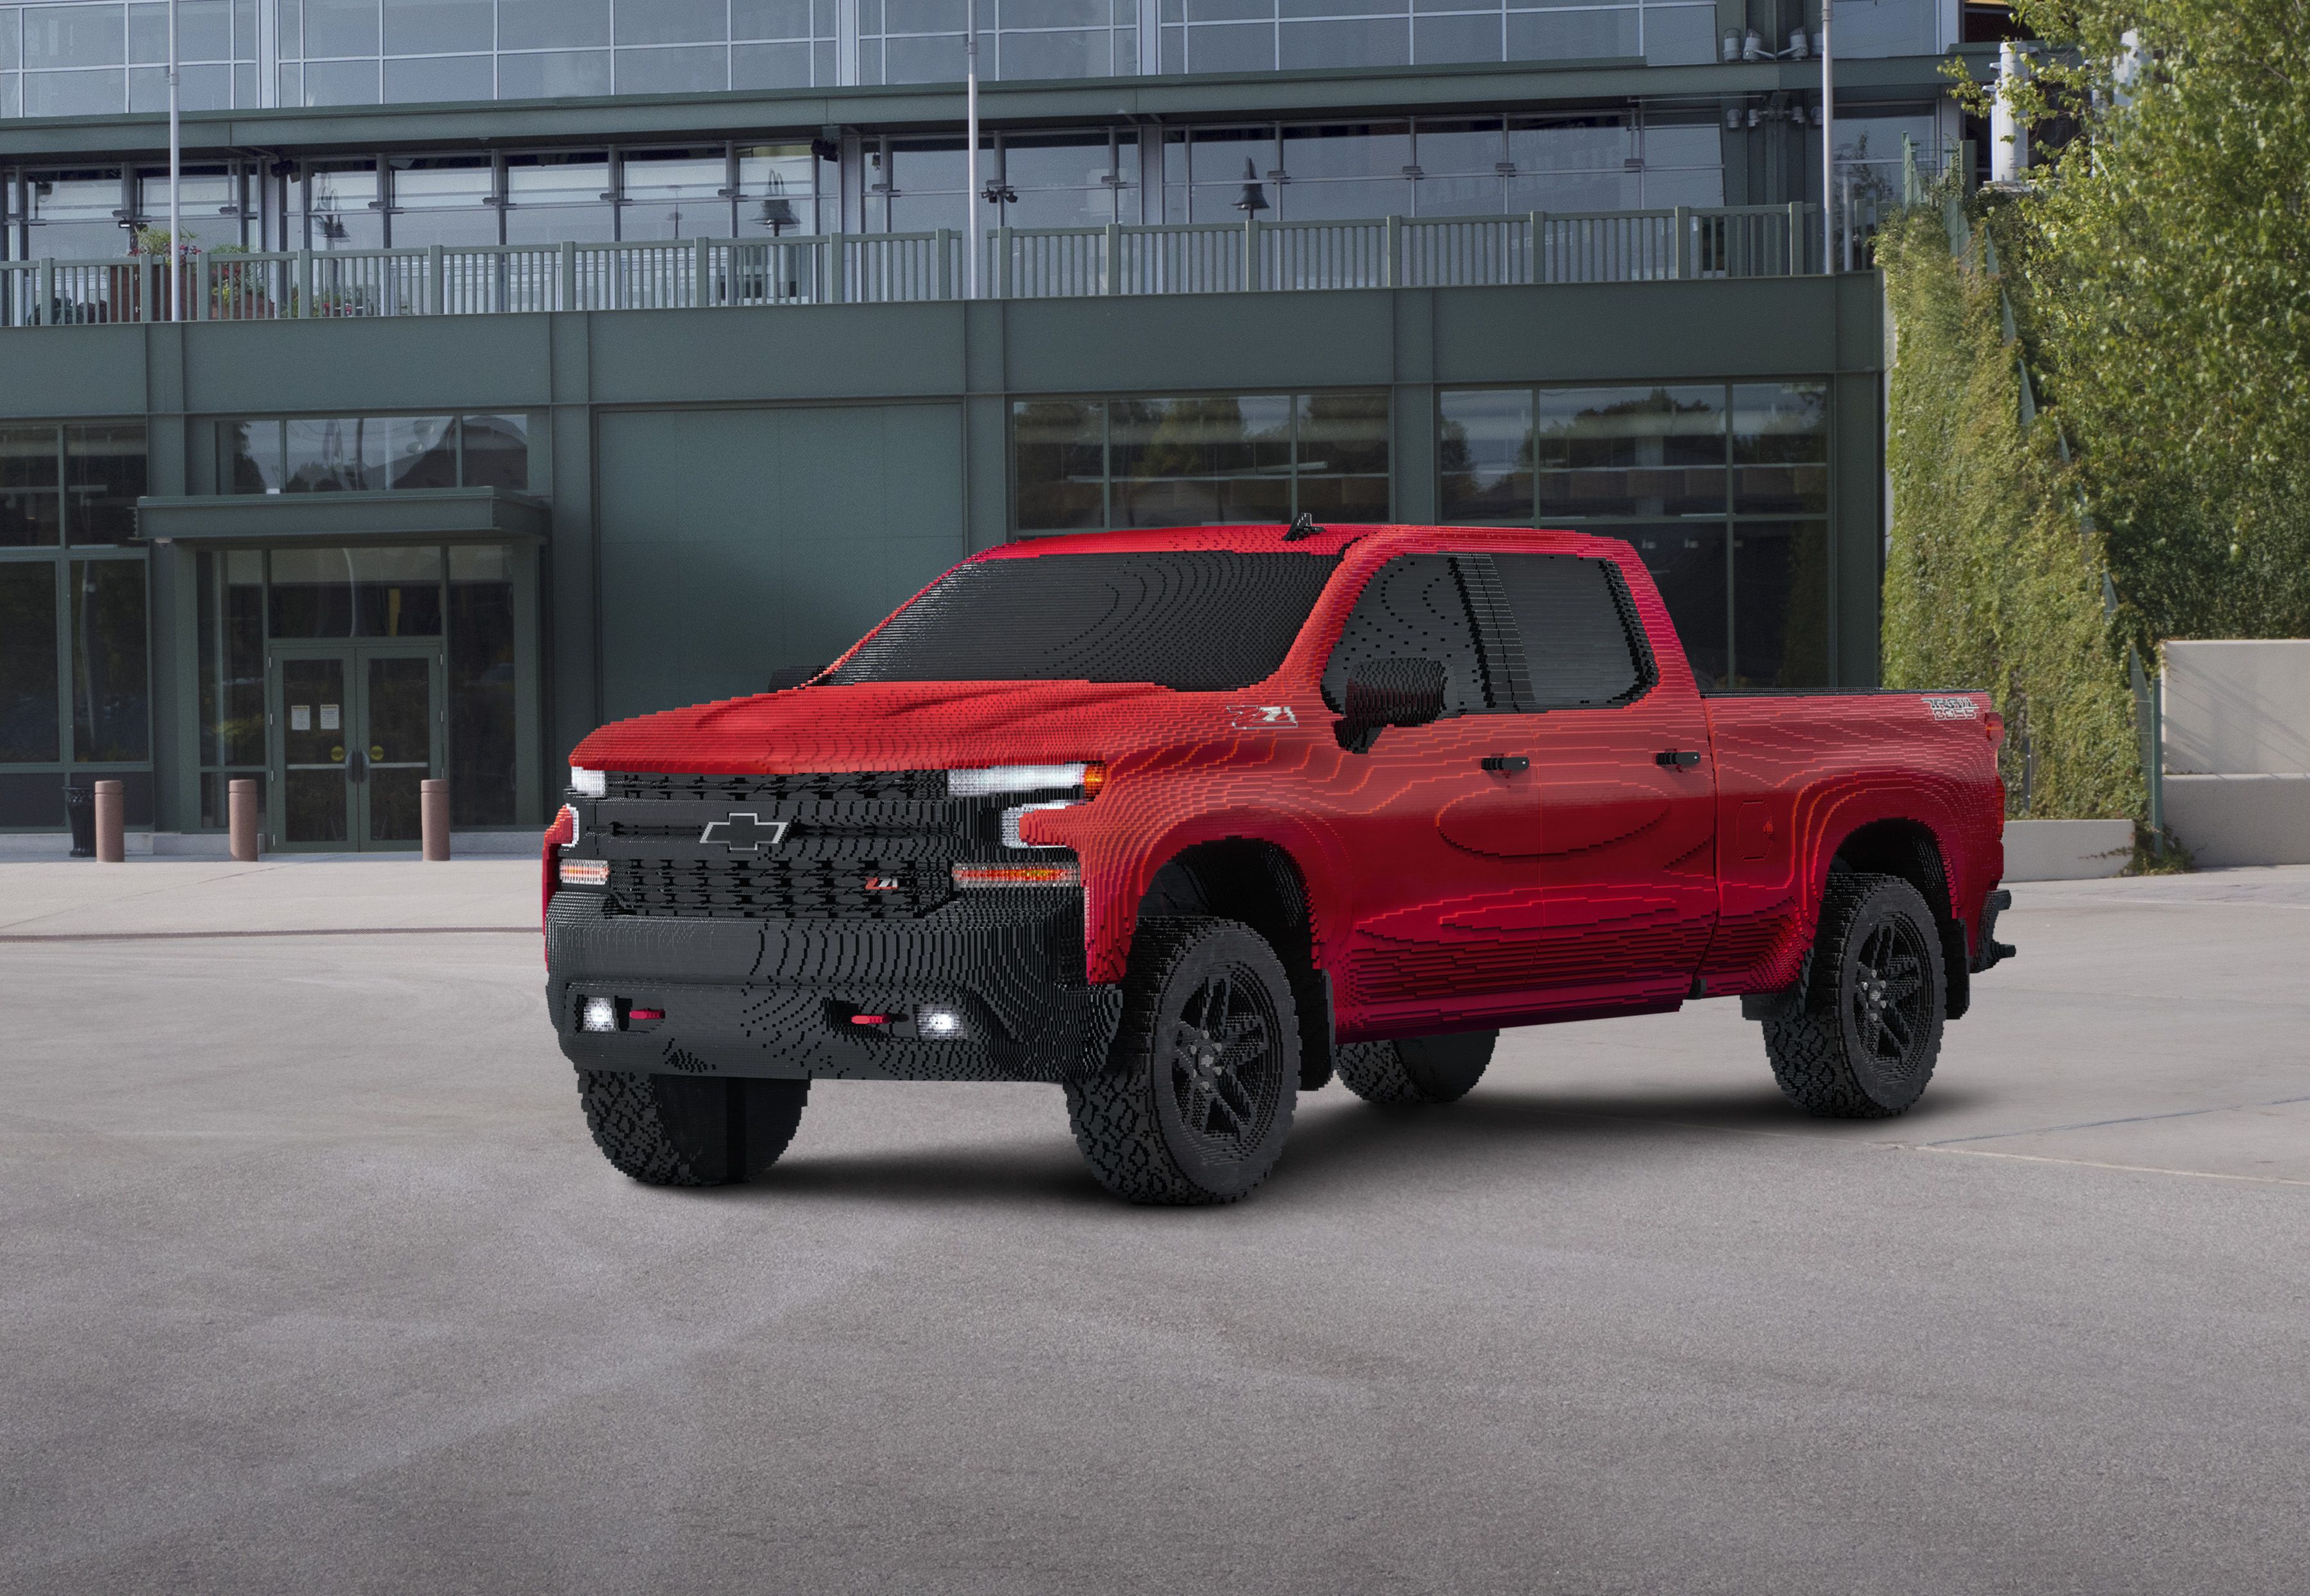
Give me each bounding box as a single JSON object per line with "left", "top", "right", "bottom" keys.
{"left": 576, "top": 1071, "right": 808, "bottom": 1186}
{"left": 1762, "top": 872, "right": 1946, "bottom": 1118}
{"left": 1064, "top": 917, "right": 1299, "bottom": 1205}
{"left": 1334, "top": 1031, "right": 1496, "bottom": 1105}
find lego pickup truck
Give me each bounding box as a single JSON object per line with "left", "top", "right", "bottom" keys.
{"left": 545, "top": 522, "right": 2015, "bottom": 1205}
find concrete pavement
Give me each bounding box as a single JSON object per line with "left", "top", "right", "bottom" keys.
{"left": 3, "top": 860, "right": 2306, "bottom": 1593}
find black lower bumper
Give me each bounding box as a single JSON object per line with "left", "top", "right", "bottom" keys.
{"left": 545, "top": 891, "right": 1120, "bottom": 1082}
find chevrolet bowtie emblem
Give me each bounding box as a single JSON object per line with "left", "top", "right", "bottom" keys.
{"left": 699, "top": 811, "right": 790, "bottom": 852}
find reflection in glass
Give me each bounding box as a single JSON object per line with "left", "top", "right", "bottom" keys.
{"left": 448, "top": 545, "right": 517, "bottom": 825}
{"left": 71, "top": 559, "right": 149, "bottom": 761}
{"left": 66, "top": 424, "right": 149, "bottom": 545}
{"left": 225, "top": 420, "right": 285, "bottom": 493}
{"left": 22, "top": 171, "right": 131, "bottom": 260}
{"left": 1012, "top": 400, "right": 1105, "bottom": 531}
{"left": 1531, "top": 386, "right": 1724, "bottom": 520}
{"left": 280, "top": 656, "right": 350, "bottom": 844}
{"left": 1732, "top": 382, "right": 1829, "bottom": 514}
{"left": 1624, "top": 522, "right": 1726, "bottom": 688}
{"left": 1295, "top": 392, "right": 1389, "bottom": 521}
{"left": 266, "top": 545, "right": 445, "bottom": 638}
{"left": 0, "top": 561, "right": 60, "bottom": 761}
{"left": 619, "top": 148, "right": 731, "bottom": 240}
{"left": 269, "top": 548, "right": 355, "bottom": 636}
{"left": 499, "top": 0, "right": 611, "bottom": 49}
{"left": 496, "top": 48, "right": 612, "bottom": 98}
{"left": 196, "top": 548, "right": 266, "bottom": 767}
{"left": 387, "top": 155, "right": 498, "bottom": 248}
{"left": 1438, "top": 389, "right": 1534, "bottom": 523}
{"left": 304, "top": 162, "right": 386, "bottom": 249}
{"left": 504, "top": 151, "right": 615, "bottom": 242}
{"left": 1733, "top": 520, "right": 1830, "bottom": 688}
{"left": 460, "top": 415, "right": 530, "bottom": 490}
{"left": 1112, "top": 395, "right": 1293, "bottom": 528}
{"left": 384, "top": 415, "right": 459, "bottom": 489}
{"left": 285, "top": 416, "right": 386, "bottom": 491}
{"left": 1, "top": 424, "right": 62, "bottom": 547}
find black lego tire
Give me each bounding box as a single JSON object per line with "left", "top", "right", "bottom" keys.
{"left": 1762, "top": 872, "right": 1948, "bottom": 1119}
{"left": 576, "top": 1071, "right": 808, "bottom": 1186}
{"left": 1334, "top": 1031, "right": 1497, "bottom": 1106}
{"left": 1064, "top": 917, "right": 1300, "bottom": 1205}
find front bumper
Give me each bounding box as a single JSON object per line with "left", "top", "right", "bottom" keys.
{"left": 545, "top": 890, "right": 1121, "bottom": 1082}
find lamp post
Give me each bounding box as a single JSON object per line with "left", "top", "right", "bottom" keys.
{"left": 1820, "top": 0, "right": 1833, "bottom": 273}
{"left": 167, "top": 0, "right": 181, "bottom": 317}
{"left": 965, "top": 0, "right": 980, "bottom": 299}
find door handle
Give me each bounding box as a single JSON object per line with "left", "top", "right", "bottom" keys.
{"left": 1481, "top": 755, "right": 1529, "bottom": 774}
{"left": 1655, "top": 749, "right": 1702, "bottom": 768}
{"left": 346, "top": 747, "right": 369, "bottom": 783}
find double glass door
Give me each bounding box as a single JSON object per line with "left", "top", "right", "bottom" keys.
{"left": 268, "top": 643, "right": 443, "bottom": 851}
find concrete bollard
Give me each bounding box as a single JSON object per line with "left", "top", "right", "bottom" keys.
{"left": 228, "top": 778, "right": 260, "bottom": 862}
{"left": 94, "top": 779, "right": 124, "bottom": 863}
{"left": 421, "top": 779, "right": 450, "bottom": 861}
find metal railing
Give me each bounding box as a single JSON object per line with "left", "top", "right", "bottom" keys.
{"left": 0, "top": 205, "right": 1824, "bottom": 328}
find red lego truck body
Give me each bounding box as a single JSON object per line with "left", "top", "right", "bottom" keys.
{"left": 546, "top": 523, "right": 2014, "bottom": 1203}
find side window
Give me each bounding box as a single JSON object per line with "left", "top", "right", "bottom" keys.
{"left": 1488, "top": 553, "right": 1652, "bottom": 709}
{"left": 1320, "top": 554, "right": 1495, "bottom": 717}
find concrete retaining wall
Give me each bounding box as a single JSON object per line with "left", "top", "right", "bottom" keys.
{"left": 2162, "top": 640, "right": 2310, "bottom": 866}
{"left": 2001, "top": 819, "right": 2134, "bottom": 881}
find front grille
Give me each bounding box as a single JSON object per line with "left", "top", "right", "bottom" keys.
{"left": 588, "top": 768, "right": 1046, "bottom": 922}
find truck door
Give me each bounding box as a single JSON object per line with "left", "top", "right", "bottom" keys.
{"left": 1481, "top": 550, "right": 1719, "bottom": 1013}
{"left": 1321, "top": 554, "right": 1553, "bottom": 1032}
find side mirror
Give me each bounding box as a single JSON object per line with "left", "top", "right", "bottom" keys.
{"left": 766, "top": 665, "right": 817, "bottom": 692}
{"left": 1336, "top": 656, "right": 1447, "bottom": 753}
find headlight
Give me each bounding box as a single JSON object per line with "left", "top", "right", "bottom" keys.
{"left": 570, "top": 766, "right": 606, "bottom": 797}
{"left": 947, "top": 763, "right": 1092, "bottom": 797}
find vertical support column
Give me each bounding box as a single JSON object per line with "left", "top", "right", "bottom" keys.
{"left": 428, "top": 242, "right": 445, "bottom": 314}
{"left": 558, "top": 239, "right": 578, "bottom": 310}
{"left": 996, "top": 226, "right": 1013, "bottom": 299}
{"left": 192, "top": 252, "right": 208, "bottom": 320}
{"left": 1382, "top": 214, "right": 1400, "bottom": 289}
{"left": 1243, "top": 214, "right": 1258, "bottom": 291}
{"left": 1672, "top": 204, "right": 1690, "bottom": 280}
{"left": 94, "top": 780, "right": 124, "bottom": 863}
{"left": 1788, "top": 201, "right": 1805, "bottom": 274}
{"left": 937, "top": 228, "right": 955, "bottom": 300}
{"left": 826, "top": 233, "right": 845, "bottom": 304}
{"left": 37, "top": 258, "right": 53, "bottom": 325}
{"left": 1527, "top": 212, "right": 1544, "bottom": 285}
{"left": 693, "top": 235, "right": 711, "bottom": 307}
{"left": 296, "top": 248, "right": 313, "bottom": 316}
{"left": 1103, "top": 223, "right": 1121, "bottom": 294}
{"left": 142, "top": 253, "right": 160, "bottom": 323}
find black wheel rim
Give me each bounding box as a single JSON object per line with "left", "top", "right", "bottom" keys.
{"left": 1165, "top": 964, "right": 1284, "bottom": 1164}
{"left": 1849, "top": 913, "right": 1934, "bottom": 1087}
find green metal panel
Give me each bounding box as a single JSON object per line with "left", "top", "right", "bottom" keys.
{"left": 595, "top": 403, "right": 964, "bottom": 724}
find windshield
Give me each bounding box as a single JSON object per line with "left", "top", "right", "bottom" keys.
{"left": 827, "top": 551, "right": 1341, "bottom": 691}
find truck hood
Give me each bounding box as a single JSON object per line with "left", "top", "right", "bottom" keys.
{"left": 570, "top": 680, "right": 1273, "bottom": 774}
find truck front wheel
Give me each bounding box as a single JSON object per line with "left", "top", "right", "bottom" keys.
{"left": 576, "top": 1071, "right": 808, "bottom": 1186}
{"left": 1065, "top": 917, "right": 1300, "bottom": 1205}
{"left": 1334, "top": 1031, "right": 1497, "bottom": 1105}
{"left": 1762, "top": 872, "right": 1947, "bottom": 1118}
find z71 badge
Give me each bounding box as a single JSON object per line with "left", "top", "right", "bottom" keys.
{"left": 1227, "top": 704, "right": 1300, "bottom": 729}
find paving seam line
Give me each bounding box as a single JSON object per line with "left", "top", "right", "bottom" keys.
{"left": 1923, "top": 1095, "right": 2310, "bottom": 1146}
{"left": 1898, "top": 1143, "right": 2310, "bottom": 1189}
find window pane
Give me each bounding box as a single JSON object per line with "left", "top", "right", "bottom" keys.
{"left": 70, "top": 558, "right": 149, "bottom": 761}
{"left": 304, "top": 162, "right": 384, "bottom": 250}
{"left": 285, "top": 417, "right": 384, "bottom": 491}
{"left": 1439, "top": 389, "right": 1533, "bottom": 523}
{"left": 1643, "top": 2, "right": 1715, "bottom": 65}
{"left": 1620, "top": 521, "right": 1725, "bottom": 689}
{"left": 1012, "top": 398, "right": 1105, "bottom": 532}
{"left": 304, "top": 0, "right": 379, "bottom": 56}
{"left": 613, "top": 43, "right": 727, "bottom": 92}
{"left": 1507, "top": 5, "right": 1637, "bottom": 62}
{"left": 196, "top": 547, "right": 264, "bottom": 765}
{"left": 620, "top": 148, "right": 729, "bottom": 238}
{"left": 1320, "top": 553, "right": 1491, "bottom": 715}
{"left": 383, "top": 414, "right": 457, "bottom": 488}
{"left": 497, "top": 47, "right": 611, "bottom": 97}
{"left": 617, "top": 0, "right": 726, "bottom": 44}
{"left": 1295, "top": 391, "right": 1389, "bottom": 522}
{"left": 1490, "top": 552, "right": 1642, "bottom": 708}
{"left": 1279, "top": 16, "right": 1406, "bottom": 69}
{"left": 1, "top": 425, "right": 62, "bottom": 547}
{"left": 303, "top": 57, "right": 380, "bottom": 104}
{"left": 25, "top": 3, "right": 124, "bottom": 67}
{"left": 1732, "top": 382, "right": 1828, "bottom": 513}
{"left": 447, "top": 544, "right": 516, "bottom": 825}
{"left": 1, "top": 10, "right": 19, "bottom": 71}
{"left": 24, "top": 69, "right": 126, "bottom": 117}
{"left": 224, "top": 420, "right": 285, "bottom": 493}
{"left": 499, "top": 0, "right": 608, "bottom": 49}
{"left": 1733, "top": 520, "right": 1830, "bottom": 689}
{"left": 352, "top": 545, "right": 442, "bottom": 636}
{"left": 1111, "top": 395, "right": 1292, "bottom": 528}
{"left": 504, "top": 151, "right": 613, "bottom": 241}
{"left": 383, "top": 52, "right": 492, "bottom": 101}
{"left": 381, "top": 0, "right": 491, "bottom": 54}
{"left": 0, "top": 560, "right": 60, "bottom": 761}
{"left": 386, "top": 156, "right": 497, "bottom": 245}
{"left": 998, "top": 28, "right": 1110, "bottom": 80}
{"left": 459, "top": 414, "right": 529, "bottom": 489}
{"left": 269, "top": 547, "right": 353, "bottom": 636}
{"left": 65, "top": 423, "right": 146, "bottom": 545}
{"left": 1533, "top": 385, "right": 1724, "bottom": 519}
{"left": 732, "top": 40, "right": 811, "bottom": 87}
{"left": 0, "top": 772, "right": 65, "bottom": 828}
{"left": 129, "top": 60, "right": 232, "bottom": 109}
{"left": 1508, "top": 114, "right": 1626, "bottom": 173}
{"left": 1830, "top": 0, "right": 1937, "bottom": 58}
{"left": 735, "top": 0, "right": 813, "bottom": 38}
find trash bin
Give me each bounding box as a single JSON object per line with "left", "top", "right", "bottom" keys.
{"left": 66, "top": 781, "right": 94, "bottom": 858}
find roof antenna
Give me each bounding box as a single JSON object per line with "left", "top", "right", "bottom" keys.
{"left": 1283, "top": 511, "right": 1325, "bottom": 542}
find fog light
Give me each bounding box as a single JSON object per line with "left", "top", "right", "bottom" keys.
{"left": 916, "top": 1005, "right": 964, "bottom": 1039}
{"left": 582, "top": 996, "right": 618, "bottom": 1033}
{"left": 561, "top": 858, "right": 609, "bottom": 887}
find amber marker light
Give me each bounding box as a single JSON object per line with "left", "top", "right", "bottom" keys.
{"left": 1080, "top": 761, "right": 1108, "bottom": 797}
{"left": 953, "top": 863, "right": 1082, "bottom": 888}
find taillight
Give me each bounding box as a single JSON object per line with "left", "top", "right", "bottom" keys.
{"left": 542, "top": 804, "right": 576, "bottom": 955}
{"left": 1984, "top": 711, "right": 2007, "bottom": 747}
